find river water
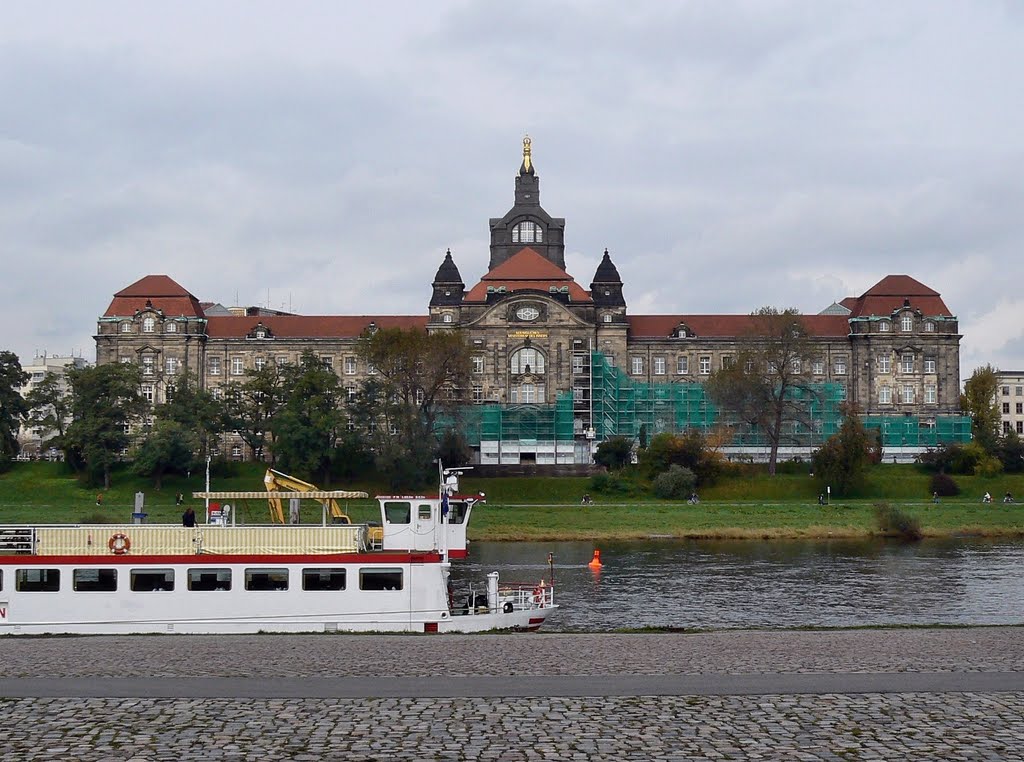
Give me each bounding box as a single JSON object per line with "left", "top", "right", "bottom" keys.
{"left": 449, "top": 538, "right": 1024, "bottom": 632}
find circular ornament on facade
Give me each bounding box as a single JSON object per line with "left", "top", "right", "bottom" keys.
{"left": 516, "top": 306, "right": 540, "bottom": 322}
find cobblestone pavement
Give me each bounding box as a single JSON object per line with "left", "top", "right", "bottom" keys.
{"left": 1, "top": 629, "right": 1023, "bottom": 760}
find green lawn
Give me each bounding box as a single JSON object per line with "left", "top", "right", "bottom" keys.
{"left": 2, "top": 461, "right": 1023, "bottom": 540}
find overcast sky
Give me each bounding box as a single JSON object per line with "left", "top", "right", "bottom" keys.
{"left": 3, "top": 1, "right": 1023, "bottom": 374}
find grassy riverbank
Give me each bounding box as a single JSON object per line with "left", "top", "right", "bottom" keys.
{"left": 2, "top": 461, "right": 1023, "bottom": 540}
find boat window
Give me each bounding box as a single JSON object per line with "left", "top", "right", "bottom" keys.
{"left": 73, "top": 569, "right": 117, "bottom": 592}
{"left": 0, "top": 569, "right": 3, "bottom": 591}
{"left": 359, "top": 569, "right": 403, "bottom": 591}
{"left": 16, "top": 569, "right": 60, "bottom": 592}
{"left": 303, "top": 568, "right": 346, "bottom": 591}
{"left": 131, "top": 569, "right": 174, "bottom": 592}
{"left": 245, "top": 568, "right": 289, "bottom": 591}
{"left": 418, "top": 503, "right": 432, "bottom": 520}
{"left": 187, "top": 568, "right": 232, "bottom": 591}
{"left": 384, "top": 501, "right": 411, "bottom": 524}
{"left": 447, "top": 501, "right": 467, "bottom": 524}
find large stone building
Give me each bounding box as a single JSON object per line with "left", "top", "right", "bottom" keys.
{"left": 95, "top": 139, "right": 967, "bottom": 463}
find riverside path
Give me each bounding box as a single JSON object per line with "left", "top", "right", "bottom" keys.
{"left": 1, "top": 627, "right": 1023, "bottom": 760}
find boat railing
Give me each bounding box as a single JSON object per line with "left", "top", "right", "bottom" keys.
{"left": 0, "top": 527, "right": 36, "bottom": 554}
{"left": 498, "top": 582, "right": 554, "bottom": 609}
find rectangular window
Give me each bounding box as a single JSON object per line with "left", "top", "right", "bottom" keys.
{"left": 231, "top": 357, "right": 244, "bottom": 376}
{"left": 209, "top": 357, "right": 221, "bottom": 376}
{"left": 790, "top": 358, "right": 801, "bottom": 374}
{"left": 346, "top": 386, "right": 357, "bottom": 402}
{"left": 631, "top": 357, "right": 643, "bottom": 375}
{"left": 1004, "top": 403, "right": 1011, "bottom": 414}
{"left": 473, "top": 356, "right": 485, "bottom": 374}
{"left": 836, "top": 383, "right": 847, "bottom": 401}
{"left": 924, "top": 358, "right": 936, "bottom": 374}
{"left": 653, "top": 357, "right": 666, "bottom": 375}
{"left": 722, "top": 356, "right": 734, "bottom": 369}
{"left": 1017, "top": 403, "right": 1023, "bottom": 415}
{"left": 276, "top": 355, "right": 289, "bottom": 366}
{"left": 812, "top": 361, "right": 824, "bottom": 376}
{"left": 472, "top": 385, "right": 483, "bottom": 403}
{"left": 901, "top": 354, "right": 914, "bottom": 373}
{"left": 131, "top": 569, "right": 175, "bottom": 594}
{"left": 1017, "top": 387, "right": 1023, "bottom": 396}
{"left": 415, "top": 388, "right": 425, "bottom": 405}
{"left": 344, "top": 356, "right": 357, "bottom": 375}
{"left": 879, "top": 386, "right": 892, "bottom": 404}
{"left": 925, "top": 385, "right": 937, "bottom": 404}
{"left": 321, "top": 356, "right": 333, "bottom": 371}
{"left": 878, "top": 355, "right": 891, "bottom": 374}
{"left": 1018, "top": 421, "right": 1023, "bottom": 434}
{"left": 1003, "top": 386, "right": 1011, "bottom": 395}
{"left": 244, "top": 568, "right": 289, "bottom": 591}
{"left": 572, "top": 355, "right": 585, "bottom": 374}
{"left": 142, "top": 384, "right": 154, "bottom": 403}
{"left": 834, "top": 357, "right": 847, "bottom": 375}
{"left": 384, "top": 501, "right": 411, "bottom": 524}
{"left": 187, "top": 568, "right": 232, "bottom": 591}
{"left": 901, "top": 315, "right": 914, "bottom": 331}
{"left": 902, "top": 385, "right": 915, "bottom": 404}
{"left": 254, "top": 357, "right": 266, "bottom": 371}
{"left": 73, "top": 569, "right": 117, "bottom": 592}
{"left": 211, "top": 387, "right": 223, "bottom": 401}
{"left": 359, "top": 568, "right": 403, "bottom": 591}
{"left": 302, "top": 568, "right": 346, "bottom": 591}
{"left": 367, "top": 363, "right": 377, "bottom": 376}
{"left": 699, "top": 356, "right": 711, "bottom": 375}
{"left": 142, "top": 356, "right": 154, "bottom": 376}
{"left": 16, "top": 568, "right": 60, "bottom": 592}
{"left": 165, "top": 357, "right": 178, "bottom": 375}
{"left": 418, "top": 503, "right": 432, "bottom": 520}
{"left": 677, "top": 356, "right": 689, "bottom": 375}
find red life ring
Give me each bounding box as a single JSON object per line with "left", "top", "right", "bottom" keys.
{"left": 108, "top": 533, "right": 131, "bottom": 555}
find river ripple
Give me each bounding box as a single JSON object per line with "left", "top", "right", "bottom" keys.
{"left": 450, "top": 538, "right": 1024, "bottom": 632}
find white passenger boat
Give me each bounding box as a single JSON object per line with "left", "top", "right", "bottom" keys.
{"left": 0, "top": 471, "right": 557, "bottom": 636}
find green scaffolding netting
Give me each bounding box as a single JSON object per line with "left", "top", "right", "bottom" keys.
{"left": 445, "top": 351, "right": 972, "bottom": 448}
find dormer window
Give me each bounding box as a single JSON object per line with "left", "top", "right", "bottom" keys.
{"left": 511, "top": 221, "right": 542, "bottom": 244}
{"left": 924, "top": 321, "right": 935, "bottom": 332}
{"left": 901, "top": 315, "right": 913, "bottom": 332}
{"left": 142, "top": 317, "right": 156, "bottom": 333}
{"left": 603, "top": 314, "right": 612, "bottom": 324}
{"left": 165, "top": 322, "right": 178, "bottom": 333}
{"left": 878, "top": 320, "right": 890, "bottom": 332}
{"left": 121, "top": 322, "right": 132, "bottom": 333}
{"left": 442, "top": 313, "right": 453, "bottom": 324}
{"left": 255, "top": 329, "right": 266, "bottom": 339}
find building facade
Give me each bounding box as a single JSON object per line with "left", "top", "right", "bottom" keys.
{"left": 996, "top": 372, "right": 1024, "bottom": 437}
{"left": 94, "top": 140, "right": 967, "bottom": 463}
{"left": 16, "top": 353, "right": 90, "bottom": 458}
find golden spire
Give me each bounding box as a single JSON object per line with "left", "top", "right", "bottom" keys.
{"left": 522, "top": 134, "right": 532, "bottom": 172}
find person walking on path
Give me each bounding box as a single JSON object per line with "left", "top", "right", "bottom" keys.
{"left": 182, "top": 506, "right": 197, "bottom": 527}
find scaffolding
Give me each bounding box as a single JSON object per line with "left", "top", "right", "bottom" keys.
{"left": 446, "top": 351, "right": 972, "bottom": 461}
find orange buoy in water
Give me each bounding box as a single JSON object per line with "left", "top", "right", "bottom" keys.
{"left": 588, "top": 549, "right": 603, "bottom": 568}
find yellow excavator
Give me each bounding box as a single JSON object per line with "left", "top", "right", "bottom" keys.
{"left": 264, "top": 468, "right": 362, "bottom": 525}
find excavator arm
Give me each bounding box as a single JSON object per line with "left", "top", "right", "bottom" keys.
{"left": 264, "top": 469, "right": 353, "bottom": 524}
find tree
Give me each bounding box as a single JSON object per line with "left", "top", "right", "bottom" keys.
{"left": 640, "top": 430, "right": 723, "bottom": 485}
{"left": 133, "top": 420, "right": 199, "bottom": 489}
{"left": 64, "top": 363, "right": 146, "bottom": 487}
{"left": 355, "top": 327, "right": 472, "bottom": 486}
{"left": 595, "top": 436, "right": 634, "bottom": 471}
{"left": 961, "top": 365, "right": 1000, "bottom": 453}
{"left": 160, "top": 371, "right": 224, "bottom": 460}
{"left": 811, "top": 404, "right": 871, "bottom": 496}
{"left": 705, "top": 307, "right": 817, "bottom": 475}
{"left": 222, "top": 364, "right": 285, "bottom": 462}
{"left": 0, "top": 351, "right": 29, "bottom": 466}
{"left": 271, "top": 352, "right": 345, "bottom": 483}
{"left": 24, "top": 369, "right": 74, "bottom": 456}
{"left": 996, "top": 431, "right": 1024, "bottom": 473}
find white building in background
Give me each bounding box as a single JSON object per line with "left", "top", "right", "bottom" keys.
{"left": 16, "top": 353, "right": 90, "bottom": 458}
{"left": 996, "top": 371, "right": 1024, "bottom": 437}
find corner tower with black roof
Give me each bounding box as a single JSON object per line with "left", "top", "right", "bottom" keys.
{"left": 429, "top": 248, "right": 465, "bottom": 307}
{"left": 488, "top": 136, "right": 566, "bottom": 271}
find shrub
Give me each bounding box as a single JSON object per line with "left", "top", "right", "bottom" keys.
{"left": 873, "top": 502, "right": 922, "bottom": 541}
{"left": 640, "top": 430, "right": 723, "bottom": 485}
{"left": 589, "top": 472, "right": 638, "bottom": 496}
{"left": 930, "top": 472, "right": 960, "bottom": 497}
{"left": 651, "top": 465, "right": 697, "bottom": 500}
{"left": 974, "top": 455, "right": 1004, "bottom": 478}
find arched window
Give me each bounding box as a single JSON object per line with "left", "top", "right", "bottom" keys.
{"left": 511, "top": 221, "right": 543, "bottom": 244}
{"left": 165, "top": 322, "right": 177, "bottom": 333}
{"left": 510, "top": 347, "right": 545, "bottom": 375}
{"left": 901, "top": 314, "right": 914, "bottom": 332}
{"left": 142, "top": 317, "right": 156, "bottom": 333}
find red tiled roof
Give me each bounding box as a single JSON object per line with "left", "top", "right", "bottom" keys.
{"left": 845, "top": 275, "right": 951, "bottom": 318}
{"left": 464, "top": 247, "right": 592, "bottom": 302}
{"left": 205, "top": 315, "right": 428, "bottom": 339}
{"left": 104, "top": 275, "right": 205, "bottom": 318}
{"left": 628, "top": 314, "right": 851, "bottom": 338}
